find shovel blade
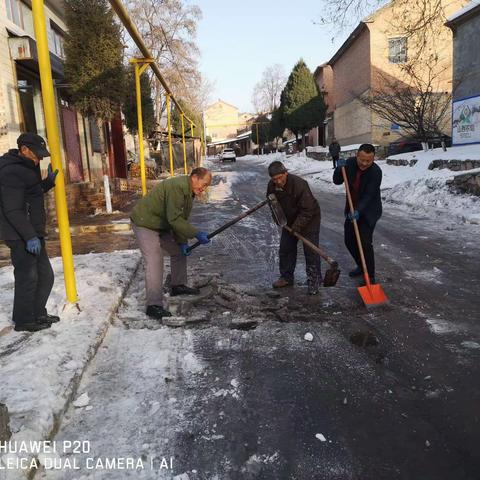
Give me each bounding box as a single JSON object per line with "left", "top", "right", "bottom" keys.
{"left": 357, "top": 283, "right": 389, "bottom": 308}
{"left": 323, "top": 267, "right": 340, "bottom": 287}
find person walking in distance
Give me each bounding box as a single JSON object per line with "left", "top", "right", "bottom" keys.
{"left": 329, "top": 138, "right": 341, "bottom": 169}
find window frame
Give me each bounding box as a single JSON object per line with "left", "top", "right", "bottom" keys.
{"left": 388, "top": 37, "right": 408, "bottom": 64}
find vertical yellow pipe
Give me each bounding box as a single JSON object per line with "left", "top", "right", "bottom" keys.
{"left": 32, "top": 0, "right": 77, "bottom": 302}
{"left": 133, "top": 62, "right": 147, "bottom": 196}
{"left": 180, "top": 113, "right": 188, "bottom": 174}
{"left": 190, "top": 121, "right": 195, "bottom": 166}
{"left": 199, "top": 127, "right": 204, "bottom": 167}
{"left": 166, "top": 94, "right": 174, "bottom": 176}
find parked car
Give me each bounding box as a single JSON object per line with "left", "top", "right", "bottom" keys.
{"left": 221, "top": 148, "right": 236, "bottom": 162}
{"left": 387, "top": 135, "right": 452, "bottom": 156}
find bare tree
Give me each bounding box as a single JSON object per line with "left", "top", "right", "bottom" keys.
{"left": 251, "top": 64, "right": 287, "bottom": 114}
{"left": 359, "top": 59, "right": 451, "bottom": 145}
{"left": 125, "top": 0, "right": 210, "bottom": 125}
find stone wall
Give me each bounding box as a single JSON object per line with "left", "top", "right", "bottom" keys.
{"left": 428, "top": 159, "right": 480, "bottom": 171}
{"left": 0, "top": 403, "right": 11, "bottom": 442}
{"left": 386, "top": 159, "right": 418, "bottom": 166}
{"left": 446, "top": 171, "right": 480, "bottom": 196}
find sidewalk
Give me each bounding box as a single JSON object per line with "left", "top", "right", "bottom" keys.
{"left": 0, "top": 250, "right": 141, "bottom": 479}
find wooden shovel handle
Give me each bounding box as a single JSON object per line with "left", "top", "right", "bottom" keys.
{"left": 284, "top": 226, "right": 337, "bottom": 267}
{"left": 341, "top": 166, "right": 371, "bottom": 286}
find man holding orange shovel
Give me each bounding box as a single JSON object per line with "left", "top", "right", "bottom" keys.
{"left": 333, "top": 143, "right": 383, "bottom": 286}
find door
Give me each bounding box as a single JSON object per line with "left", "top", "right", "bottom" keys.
{"left": 60, "top": 104, "right": 84, "bottom": 183}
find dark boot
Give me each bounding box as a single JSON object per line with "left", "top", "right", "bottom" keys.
{"left": 146, "top": 305, "right": 172, "bottom": 319}
{"left": 349, "top": 266, "right": 363, "bottom": 277}
{"left": 14, "top": 321, "right": 51, "bottom": 332}
{"left": 272, "top": 277, "right": 293, "bottom": 288}
{"left": 170, "top": 285, "right": 200, "bottom": 296}
{"left": 37, "top": 314, "right": 60, "bottom": 323}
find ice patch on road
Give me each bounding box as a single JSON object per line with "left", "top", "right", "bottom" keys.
{"left": 404, "top": 267, "right": 443, "bottom": 285}
{"left": 461, "top": 341, "right": 480, "bottom": 350}
{"left": 426, "top": 318, "right": 459, "bottom": 335}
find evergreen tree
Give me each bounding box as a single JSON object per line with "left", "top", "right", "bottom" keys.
{"left": 268, "top": 106, "right": 285, "bottom": 147}
{"left": 251, "top": 114, "right": 270, "bottom": 148}
{"left": 64, "top": 0, "right": 125, "bottom": 173}
{"left": 171, "top": 100, "right": 204, "bottom": 137}
{"left": 123, "top": 72, "right": 155, "bottom": 137}
{"left": 282, "top": 59, "right": 326, "bottom": 150}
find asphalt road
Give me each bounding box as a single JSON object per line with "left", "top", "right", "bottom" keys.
{"left": 40, "top": 156, "right": 480, "bottom": 480}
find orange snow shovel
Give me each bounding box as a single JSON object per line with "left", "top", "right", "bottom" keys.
{"left": 341, "top": 167, "right": 388, "bottom": 307}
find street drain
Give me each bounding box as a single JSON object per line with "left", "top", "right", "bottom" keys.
{"left": 231, "top": 321, "right": 258, "bottom": 331}
{"left": 350, "top": 331, "right": 379, "bottom": 347}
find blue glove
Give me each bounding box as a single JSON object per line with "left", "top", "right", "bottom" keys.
{"left": 26, "top": 237, "right": 41, "bottom": 255}
{"left": 47, "top": 164, "right": 59, "bottom": 184}
{"left": 179, "top": 243, "right": 191, "bottom": 256}
{"left": 337, "top": 158, "right": 347, "bottom": 168}
{"left": 347, "top": 210, "right": 360, "bottom": 222}
{"left": 195, "top": 231, "right": 210, "bottom": 245}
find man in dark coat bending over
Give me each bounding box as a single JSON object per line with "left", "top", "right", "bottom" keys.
{"left": 333, "top": 143, "right": 382, "bottom": 283}
{"left": 267, "top": 161, "right": 321, "bottom": 295}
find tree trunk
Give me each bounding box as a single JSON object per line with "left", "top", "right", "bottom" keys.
{"left": 97, "top": 118, "right": 109, "bottom": 176}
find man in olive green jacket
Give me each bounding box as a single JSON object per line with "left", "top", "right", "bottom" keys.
{"left": 130, "top": 167, "right": 212, "bottom": 320}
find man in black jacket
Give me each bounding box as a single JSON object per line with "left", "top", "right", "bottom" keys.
{"left": 0, "top": 133, "right": 59, "bottom": 332}
{"left": 267, "top": 161, "right": 321, "bottom": 295}
{"left": 333, "top": 143, "right": 382, "bottom": 283}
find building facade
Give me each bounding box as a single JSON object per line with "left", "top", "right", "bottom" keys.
{"left": 321, "top": 0, "right": 468, "bottom": 149}
{"left": 0, "top": 0, "right": 127, "bottom": 182}
{"left": 204, "top": 99, "right": 240, "bottom": 142}
{"left": 446, "top": 2, "right": 480, "bottom": 145}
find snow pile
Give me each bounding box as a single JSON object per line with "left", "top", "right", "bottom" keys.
{"left": 247, "top": 149, "right": 480, "bottom": 224}
{"left": 0, "top": 250, "right": 140, "bottom": 462}
{"left": 387, "top": 144, "right": 480, "bottom": 162}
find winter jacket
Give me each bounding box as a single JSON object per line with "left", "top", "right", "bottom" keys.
{"left": 0, "top": 149, "right": 55, "bottom": 241}
{"left": 333, "top": 156, "right": 382, "bottom": 228}
{"left": 329, "top": 142, "right": 341, "bottom": 157}
{"left": 130, "top": 175, "right": 198, "bottom": 244}
{"left": 267, "top": 173, "right": 321, "bottom": 233}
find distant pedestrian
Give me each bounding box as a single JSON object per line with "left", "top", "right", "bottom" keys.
{"left": 333, "top": 144, "right": 382, "bottom": 283}
{"left": 130, "top": 167, "right": 212, "bottom": 321}
{"left": 0, "top": 133, "right": 59, "bottom": 332}
{"left": 267, "top": 161, "right": 322, "bottom": 295}
{"left": 329, "top": 138, "right": 341, "bottom": 169}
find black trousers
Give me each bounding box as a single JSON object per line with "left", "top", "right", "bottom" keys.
{"left": 344, "top": 219, "right": 375, "bottom": 278}
{"left": 332, "top": 155, "right": 339, "bottom": 169}
{"left": 279, "top": 228, "right": 321, "bottom": 286}
{"left": 5, "top": 238, "right": 54, "bottom": 325}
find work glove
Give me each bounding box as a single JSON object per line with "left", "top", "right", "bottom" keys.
{"left": 347, "top": 210, "right": 360, "bottom": 222}
{"left": 26, "top": 237, "right": 42, "bottom": 255}
{"left": 47, "top": 164, "right": 59, "bottom": 184}
{"left": 337, "top": 158, "right": 347, "bottom": 168}
{"left": 179, "top": 243, "right": 191, "bottom": 256}
{"left": 195, "top": 231, "right": 210, "bottom": 245}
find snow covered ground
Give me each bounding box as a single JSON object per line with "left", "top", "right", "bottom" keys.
{"left": 240, "top": 145, "right": 480, "bottom": 225}
{"left": 0, "top": 250, "right": 140, "bottom": 478}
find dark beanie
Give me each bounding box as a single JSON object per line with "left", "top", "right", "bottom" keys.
{"left": 268, "top": 161, "right": 287, "bottom": 177}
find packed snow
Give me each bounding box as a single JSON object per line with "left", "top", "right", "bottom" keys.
{"left": 243, "top": 146, "right": 480, "bottom": 225}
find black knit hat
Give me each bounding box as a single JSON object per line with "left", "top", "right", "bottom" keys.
{"left": 268, "top": 161, "right": 287, "bottom": 177}
{"left": 17, "top": 132, "right": 50, "bottom": 158}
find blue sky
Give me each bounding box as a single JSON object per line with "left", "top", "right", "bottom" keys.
{"left": 195, "top": 0, "right": 349, "bottom": 113}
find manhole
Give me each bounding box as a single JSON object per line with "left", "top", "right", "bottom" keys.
{"left": 350, "top": 331, "right": 379, "bottom": 347}
{"left": 230, "top": 321, "right": 258, "bottom": 331}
